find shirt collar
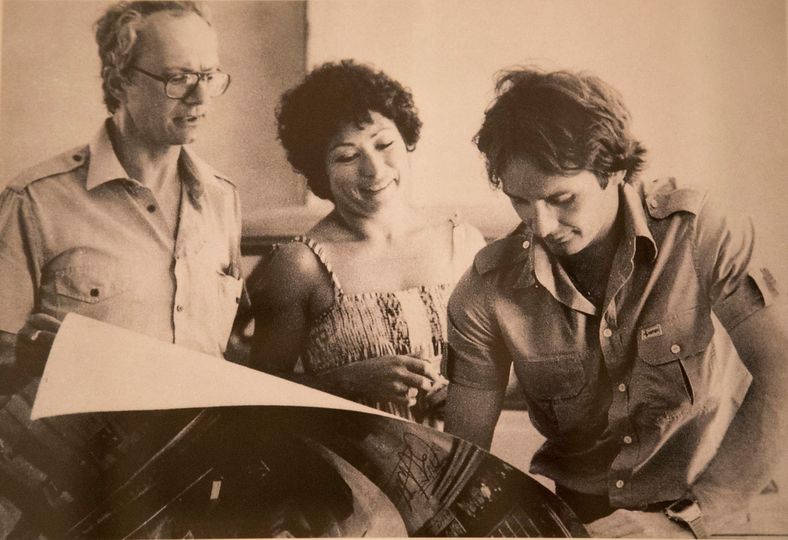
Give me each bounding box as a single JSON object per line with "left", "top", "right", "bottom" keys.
{"left": 85, "top": 120, "right": 224, "bottom": 208}
{"left": 620, "top": 181, "right": 658, "bottom": 262}
{"left": 178, "top": 146, "right": 209, "bottom": 207}
{"left": 478, "top": 181, "right": 658, "bottom": 294}
{"left": 532, "top": 239, "right": 598, "bottom": 315}
{"left": 86, "top": 120, "right": 129, "bottom": 190}
{"left": 521, "top": 182, "right": 657, "bottom": 315}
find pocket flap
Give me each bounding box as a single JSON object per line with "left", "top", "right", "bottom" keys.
{"left": 637, "top": 306, "right": 713, "bottom": 366}
{"left": 54, "top": 267, "right": 127, "bottom": 303}
{"left": 48, "top": 249, "right": 129, "bottom": 304}
{"left": 517, "top": 352, "right": 586, "bottom": 399}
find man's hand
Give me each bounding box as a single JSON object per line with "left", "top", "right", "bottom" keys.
{"left": 586, "top": 509, "right": 692, "bottom": 538}
{"left": 15, "top": 313, "right": 61, "bottom": 376}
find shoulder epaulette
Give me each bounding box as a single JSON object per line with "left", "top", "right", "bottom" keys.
{"left": 205, "top": 163, "right": 234, "bottom": 189}
{"left": 213, "top": 172, "right": 237, "bottom": 189}
{"left": 642, "top": 177, "right": 707, "bottom": 219}
{"left": 7, "top": 145, "right": 88, "bottom": 192}
{"left": 182, "top": 148, "right": 235, "bottom": 190}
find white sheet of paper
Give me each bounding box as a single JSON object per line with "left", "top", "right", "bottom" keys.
{"left": 31, "top": 313, "right": 390, "bottom": 420}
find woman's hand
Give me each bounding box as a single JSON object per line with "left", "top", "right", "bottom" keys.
{"left": 323, "top": 355, "right": 442, "bottom": 405}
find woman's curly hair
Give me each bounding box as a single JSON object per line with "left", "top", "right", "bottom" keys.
{"left": 276, "top": 59, "right": 422, "bottom": 200}
{"left": 475, "top": 66, "right": 647, "bottom": 188}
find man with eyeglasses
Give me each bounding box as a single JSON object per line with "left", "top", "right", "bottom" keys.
{"left": 0, "top": 2, "right": 242, "bottom": 533}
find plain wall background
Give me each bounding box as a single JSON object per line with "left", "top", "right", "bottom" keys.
{"left": 1, "top": 0, "right": 786, "bottom": 284}
{"left": 1, "top": 0, "right": 787, "bottom": 518}
{"left": 308, "top": 0, "right": 788, "bottom": 284}
{"left": 0, "top": 0, "right": 307, "bottom": 213}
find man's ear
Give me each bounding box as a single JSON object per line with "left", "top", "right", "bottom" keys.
{"left": 104, "top": 67, "right": 127, "bottom": 104}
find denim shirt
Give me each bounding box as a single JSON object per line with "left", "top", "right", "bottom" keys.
{"left": 0, "top": 122, "right": 243, "bottom": 357}
{"left": 448, "top": 178, "right": 780, "bottom": 508}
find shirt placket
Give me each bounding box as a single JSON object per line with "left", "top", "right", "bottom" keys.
{"left": 601, "top": 298, "right": 639, "bottom": 503}
{"left": 123, "top": 181, "right": 173, "bottom": 247}
{"left": 602, "top": 241, "right": 640, "bottom": 505}
{"left": 124, "top": 180, "right": 182, "bottom": 342}
{"left": 172, "top": 185, "right": 197, "bottom": 346}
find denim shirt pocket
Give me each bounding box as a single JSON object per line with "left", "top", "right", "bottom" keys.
{"left": 516, "top": 352, "right": 589, "bottom": 434}
{"left": 637, "top": 306, "right": 714, "bottom": 406}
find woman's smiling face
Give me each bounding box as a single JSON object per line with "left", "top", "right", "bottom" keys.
{"left": 325, "top": 111, "right": 410, "bottom": 216}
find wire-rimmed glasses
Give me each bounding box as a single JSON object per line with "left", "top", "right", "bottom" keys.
{"left": 129, "top": 66, "right": 231, "bottom": 99}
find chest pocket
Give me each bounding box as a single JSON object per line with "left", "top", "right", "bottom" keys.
{"left": 216, "top": 271, "right": 243, "bottom": 352}
{"left": 515, "top": 352, "right": 594, "bottom": 435}
{"left": 54, "top": 268, "right": 127, "bottom": 303}
{"left": 518, "top": 353, "right": 585, "bottom": 399}
{"left": 40, "top": 248, "right": 130, "bottom": 318}
{"left": 636, "top": 305, "right": 714, "bottom": 406}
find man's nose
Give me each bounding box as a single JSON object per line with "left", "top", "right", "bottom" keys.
{"left": 183, "top": 78, "right": 209, "bottom": 104}
{"left": 532, "top": 201, "right": 558, "bottom": 237}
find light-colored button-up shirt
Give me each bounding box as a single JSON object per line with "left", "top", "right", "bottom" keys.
{"left": 448, "top": 178, "right": 780, "bottom": 508}
{"left": 0, "top": 122, "right": 243, "bottom": 357}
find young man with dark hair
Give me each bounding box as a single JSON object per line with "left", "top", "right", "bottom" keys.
{"left": 446, "top": 67, "right": 787, "bottom": 537}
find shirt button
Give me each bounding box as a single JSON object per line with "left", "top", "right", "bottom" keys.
{"left": 615, "top": 480, "right": 625, "bottom": 488}
{"left": 73, "top": 154, "right": 83, "bottom": 162}
{"left": 670, "top": 344, "right": 681, "bottom": 354}
{"left": 176, "top": 305, "right": 184, "bottom": 312}
{"left": 522, "top": 240, "right": 531, "bottom": 249}
{"left": 602, "top": 328, "right": 613, "bottom": 338}
{"left": 147, "top": 204, "right": 157, "bottom": 213}
{"left": 623, "top": 435, "right": 633, "bottom": 444}
{"left": 618, "top": 383, "right": 627, "bottom": 392}
{"left": 90, "top": 288, "right": 100, "bottom": 298}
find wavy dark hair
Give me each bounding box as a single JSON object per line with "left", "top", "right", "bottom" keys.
{"left": 95, "top": 1, "right": 211, "bottom": 114}
{"left": 276, "top": 59, "right": 422, "bottom": 200}
{"left": 474, "top": 67, "right": 646, "bottom": 188}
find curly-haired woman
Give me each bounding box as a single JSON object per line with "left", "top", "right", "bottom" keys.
{"left": 248, "top": 60, "right": 485, "bottom": 425}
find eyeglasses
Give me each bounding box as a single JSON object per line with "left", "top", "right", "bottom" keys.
{"left": 128, "top": 66, "right": 231, "bottom": 99}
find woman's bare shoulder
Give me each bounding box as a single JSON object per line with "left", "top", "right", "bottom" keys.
{"left": 308, "top": 213, "right": 359, "bottom": 244}
{"left": 419, "top": 211, "right": 485, "bottom": 246}
{"left": 454, "top": 221, "right": 487, "bottom": 251}
{"left": 251, "top": 240, "right": 330, "bottom": 305}
{"left": 427, "top": 213, "right": 486, "bottom": 269}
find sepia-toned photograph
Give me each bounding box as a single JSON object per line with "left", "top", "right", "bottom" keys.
{"left": 1, "top": 0, "right": 787, "bottom": 537}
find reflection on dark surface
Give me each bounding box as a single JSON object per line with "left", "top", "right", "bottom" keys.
{"left": 0, "top": 406, "right": 587, "bottom": 538}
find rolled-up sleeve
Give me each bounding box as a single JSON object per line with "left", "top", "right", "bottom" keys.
{"left": 0, "top": 188, "right": 38, "bottom": 334}
{"left": 447, "top": 266, "right": 510, "bottom": 391}
{"left": 694, "top": 195, "right": 780, "bottom": 331}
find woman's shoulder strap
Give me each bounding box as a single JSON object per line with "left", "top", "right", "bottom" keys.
{"left": 447, "top": 212, "right": 486, "bottom": 283}
{"left": 290, "top": 235, "right": 343, "bottom": 297}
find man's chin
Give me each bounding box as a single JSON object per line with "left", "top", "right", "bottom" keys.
{"left": 170, "top": 132, "right": 199, "bottom": 146}
{"left": 170, "top": 124, "right": 203, "bottom": 145}
{"left": 545, "top": 239, "right": 578, "bottom": 257}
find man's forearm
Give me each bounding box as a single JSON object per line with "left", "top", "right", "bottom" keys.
{"left": 691, "top": 303, "right": 788, "bottom": 529}
{"left": 445, "top": 382, "right": 505, "bottom": 450}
